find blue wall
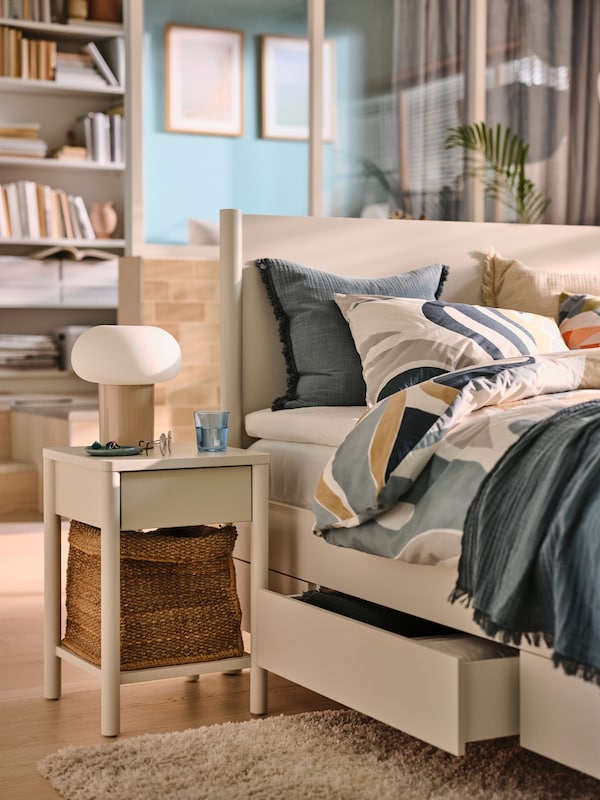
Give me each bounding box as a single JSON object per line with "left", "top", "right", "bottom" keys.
{"left": 144, "top": 3, "right": 310, "bottom": 244}
{"left": 143, "top": 1, "right": 393, "bottom": 244}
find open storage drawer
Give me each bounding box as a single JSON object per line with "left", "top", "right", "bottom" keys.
{"left": 255, "top": 589, "right": 519, "bottom": 755}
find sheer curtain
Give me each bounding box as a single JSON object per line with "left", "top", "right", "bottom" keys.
{"left": 392, "top": 0, "right": 600, "bottom": 224}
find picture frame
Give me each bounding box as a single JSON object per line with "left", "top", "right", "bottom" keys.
{"left": 260, "top": 35, "right": 336, "bottom": 141}
{"left": 165, "top": 24, "right": 244, "bottom": 137}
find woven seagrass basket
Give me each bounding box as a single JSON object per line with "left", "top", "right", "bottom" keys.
{"left": 62, "top": 520, "right": 244, "bottom": 670}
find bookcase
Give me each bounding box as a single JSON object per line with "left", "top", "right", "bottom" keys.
{"left": 0, "top": 11, "right": 127, "bottom": 395}
{"left": 0, "top": 14, "right": 126, "bottom": 252}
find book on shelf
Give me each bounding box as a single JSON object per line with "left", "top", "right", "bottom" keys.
{"left": 4, "top": 183, "right": 21, "bottom": 238}
{"left": 50, "top": 144, "right": 87, "bottom": 160}
{"left": 0, "top": 185, "right": 10, "bottom": 238}
{"left": 0, "top": 123, "right": 40, "bottom": 139}
{"left": 21, "top": 179, "right": 40, "bottom": 239}
{"left": 36, "top": 183, "right": 51, "bottom": 239}
{"left": 84, "top": 40, "right": 119, "bottom": 86}
{"left": 67, "top": 194, "right": 82, "bottom": 239}
{"left": 95, "top": 36, "right": 125, "bottom": 87}
{"left": 72, "top": 194, "right": 95, "bottom": 240}
{"left": 0, "top": 135, "right": 48, "bottom": 157}
{"left": 72, "top": 109, "right": 123, "bottom": 163}
{"left": 57, "top": 189, "right": 74, "bottom": 238}
{"left": 109, "top": 112, "right": 123, "bottom": 162}
{"left": 0, "top": 1, "right": 54, "bottom": 23}
{"left": 0, "top": 26, "right": 57, "bottom": 80}
{"left": 28, "top": 244, "right": 116, "bottom": 261}
{"left": 0, "top": 178, "right": 100, "bottom": 246}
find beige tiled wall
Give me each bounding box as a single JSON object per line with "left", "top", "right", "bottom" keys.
{"left": 127, "top": 257, "right": 221, "bottom": 445}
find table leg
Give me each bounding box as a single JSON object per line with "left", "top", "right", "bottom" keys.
{"left": 43, "top": 457, "right": 61, "bottom": 700}
{"left": 250, "top": 462, "right": 268, "bottom": 715}
{"left": 100, "top": 470, "right": 121, "bottom": 736}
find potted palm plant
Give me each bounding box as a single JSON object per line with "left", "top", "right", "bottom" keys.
{"left": 444, "top": 121, "right": 551, "bottom": 223}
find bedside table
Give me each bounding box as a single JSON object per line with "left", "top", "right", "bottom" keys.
{"left": 43, "top": 443, "right": 269, "bottom": 736}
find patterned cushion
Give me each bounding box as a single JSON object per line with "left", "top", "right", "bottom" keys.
{"left": 256, "top": 258, "right": 448, "bottom": 409}
{"left": 481, "top": 249, "right": 600, "bottom": 320}
{"left": 558, "top": 292, "right": 600, "bottom": 349}
{"left": 334, "top": 293, "right": 568, "bottom": 406}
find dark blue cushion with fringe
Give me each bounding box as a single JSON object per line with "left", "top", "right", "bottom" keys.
{"left": 256, "top": 257, "right": 448, "bottom": 410}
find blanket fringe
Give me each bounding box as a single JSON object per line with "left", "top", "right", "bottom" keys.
{"left": 449, "top": 589, "right": 554, "bottom": 650}
{"left": 450, "top": 590, "right": 600, "bottom": 684}
{"left": 552, "top": 653, "right": 600, "bottom": 687}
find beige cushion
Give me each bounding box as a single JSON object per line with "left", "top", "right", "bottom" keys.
{"left": 481, "top": 249, "right": 600, "bottom": 320}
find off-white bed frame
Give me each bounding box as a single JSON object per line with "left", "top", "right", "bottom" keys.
{"left": 219, "top": 208, "right": 600, "bottom": 778}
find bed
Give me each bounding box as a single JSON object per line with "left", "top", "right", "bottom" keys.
{"left": 218, "top": 208, "right": 600, "bottom": 779}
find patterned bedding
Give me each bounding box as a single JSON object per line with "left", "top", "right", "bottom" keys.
{"left": 313, "top": 349, "right": 600, "bottom": 565}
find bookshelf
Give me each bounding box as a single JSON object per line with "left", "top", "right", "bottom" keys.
{"left": 0, "top": 15, "right": 126, "bottom": 253}
{"left": 0, "top": 12, "right": 127, "bottom": 394}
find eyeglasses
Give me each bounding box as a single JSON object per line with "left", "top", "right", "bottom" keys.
{"left": 138, "top": 430, "right": 172, "bottom": 456}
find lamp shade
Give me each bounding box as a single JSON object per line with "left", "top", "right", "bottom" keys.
{"left": 71, "top": 325, "right": 182, "bottom": 385}
{"left": 71, "top": 325, "right": 182, "bottom": 446}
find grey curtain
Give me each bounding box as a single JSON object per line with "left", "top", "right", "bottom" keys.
{"left": 393, "top": 0, "right": 600, "bottom": 224}
{"left": 392, "top": 0, "right": 467, "bottom": 219}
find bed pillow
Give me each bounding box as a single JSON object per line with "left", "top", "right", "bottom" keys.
{"left": 334, "top": 293, "right": 568, "bottom": 406}
{"left": 481, "top": 249, "right": 600, "bottom": 320}
{"left": 558, "top": 292, "right": 600, "bottom": 349}
{"left": 256, "top": 258, "right": 448, "bottom": 409}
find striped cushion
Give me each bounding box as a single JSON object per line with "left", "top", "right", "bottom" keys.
{"left": 334, "top": 294, "right": 568, "bottom": 406}
{"left": 558, "top": 292, "right": 600, "bottom": 349}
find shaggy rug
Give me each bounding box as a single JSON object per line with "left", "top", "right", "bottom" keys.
{"left": 38, "top": 709, "right": 599, "bottom": 800}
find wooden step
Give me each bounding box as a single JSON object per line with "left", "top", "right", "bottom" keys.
{"left": 0, "top": 461, "right": 39, "bottom": 520}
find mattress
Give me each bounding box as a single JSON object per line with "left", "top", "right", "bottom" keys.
{"left": 248, "top": 438, "right": 335, "bottom": 510}
{"left": 246, "top": 407, "right": 364, "bottom": 510}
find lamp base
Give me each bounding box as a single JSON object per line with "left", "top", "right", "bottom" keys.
{"left": 98, "top": 384, "right": 155, "bottom": 446}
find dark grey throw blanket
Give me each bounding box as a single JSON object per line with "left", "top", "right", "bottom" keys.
{"left": 450, "top": 400, "right": 600, "bottom": 685}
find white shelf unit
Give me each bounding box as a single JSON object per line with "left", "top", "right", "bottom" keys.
{"left": 0, "top": 17, "right": 125, "bottom": 395}
{"left": 0, "top": 17, "right": 127, "bottom": 253}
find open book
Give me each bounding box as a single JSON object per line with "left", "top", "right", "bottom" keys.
{"left": 29, "top": 245, "right": 118, "bottom": 261}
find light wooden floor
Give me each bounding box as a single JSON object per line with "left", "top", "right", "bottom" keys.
{"left": 0, "top": 520, "right": 343, "bottom": 800}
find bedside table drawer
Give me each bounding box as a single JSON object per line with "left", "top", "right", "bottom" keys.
{"left": 121, "top": 466, "right": 252, "bottom": 529}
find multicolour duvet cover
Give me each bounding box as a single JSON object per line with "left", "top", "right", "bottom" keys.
{"left": 313, "top": 349, "right": 600, "bottom": 565}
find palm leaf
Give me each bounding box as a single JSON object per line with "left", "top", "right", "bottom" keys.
{"left": 444, "top": 122, "right": 550, "bottom": 223}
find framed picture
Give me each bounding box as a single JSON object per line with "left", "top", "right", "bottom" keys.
{"left": 260, "top": 35, "right": 335, "bottom": 141}
{"left": 165, "top": 25, "right": 244, "bottom": 136}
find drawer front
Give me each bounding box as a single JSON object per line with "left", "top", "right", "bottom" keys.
{"left": 121, "top": 466, "right": 251, "bottom": 529}
{"left": 256, "top": 590, "right": 518, "bottom": 755}
{"left": 520, "top": 651, "right": 600, "bottom": 779}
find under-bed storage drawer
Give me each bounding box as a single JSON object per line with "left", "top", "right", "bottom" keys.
{"left": 255, "top": 590, "right": 519, "bottom": 756}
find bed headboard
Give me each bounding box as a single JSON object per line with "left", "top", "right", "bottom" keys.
{"left": 219, "top": 208, "right": 599, "bottom": 447}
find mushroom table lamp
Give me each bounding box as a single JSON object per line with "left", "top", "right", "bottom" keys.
{"left": 70, "top": 325, "right": 182, "bottom": 447}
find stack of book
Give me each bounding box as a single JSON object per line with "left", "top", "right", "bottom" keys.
{"left": 0, "top": 123, "right": 48, "bottom": 158}
{"left": 54, "top": 49, "right": 108, "bottom": 88}
{"left": 0, "top": 334, "right": 60, "bottom": 370}
{"left": 0, "top": 180, "right": 96, "bottom": 241}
